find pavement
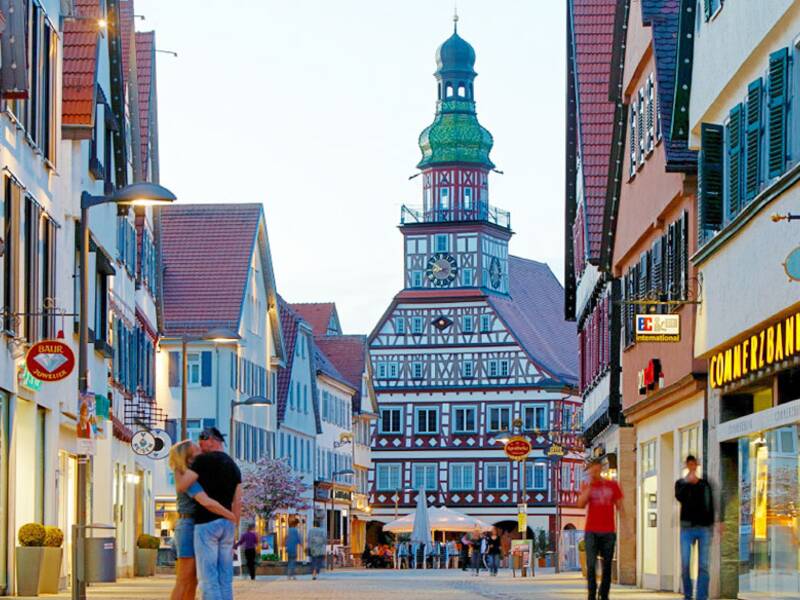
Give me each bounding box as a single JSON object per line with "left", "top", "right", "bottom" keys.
{"left": 21, "top": 569, "right": 685, "bottom": 599}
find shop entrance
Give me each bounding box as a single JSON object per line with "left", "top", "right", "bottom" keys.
{"left": 57, "top": 451, "right": 78, "bottom": 587}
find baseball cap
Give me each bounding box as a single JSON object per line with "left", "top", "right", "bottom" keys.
{"left": 199, "top": 427, "right": 226, "bottom": 443}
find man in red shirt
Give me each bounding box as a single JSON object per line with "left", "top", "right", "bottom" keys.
{"left": 577, "top": 458, "right": 626, "bottom": 600}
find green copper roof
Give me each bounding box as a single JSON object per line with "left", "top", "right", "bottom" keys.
{"left": 417, "top": 28, "right": 494, "bottom": 169}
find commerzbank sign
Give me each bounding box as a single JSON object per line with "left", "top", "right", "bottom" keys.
{"left": 709, "top": 309, "right": 800, "bottom": 388}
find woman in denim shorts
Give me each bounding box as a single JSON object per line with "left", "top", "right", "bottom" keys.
{"left": 169, "top": 440, "right": 237, "bottom": 600}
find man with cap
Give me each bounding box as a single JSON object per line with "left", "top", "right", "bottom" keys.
{"left": 577, "top": 457, "right": 626, "bottom": 600}
{"left": 192, "top": 427, "right": 241, "bottom": 600}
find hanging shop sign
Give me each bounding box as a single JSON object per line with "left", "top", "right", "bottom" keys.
{"left": 546, "top": 443, "right": 565, "bottom": 458}
{"left": 783, "top": 246, "right": 800, "bottom": 282}
{"left": 709, "top": 309, "right": 800, "bottom": 389}
{"left": 131, "top": 430, "right": 157, "bottom": 456}
{"left": 637, "top": 359, "right": 663, "bottom": 395}
{"left": 18, "top": 365, "right": 42, "bottom": 392}
{"left": 636, "top": 314, "right": 680, "bottom": 343}
{"left": 504, "top": 436, "right": 532, "bottom": 461}
{"left": 25, "top": 339, "right": 75, "bottom": 382}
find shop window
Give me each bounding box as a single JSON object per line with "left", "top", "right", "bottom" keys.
{"left": 777, "top": 367, "right": 800, "bottom": 405}
{"left": 721, "top": 382, "right": 773, "bottom": 423}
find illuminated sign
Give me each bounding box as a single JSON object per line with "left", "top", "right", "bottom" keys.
{"left": 504, "top": 436, "right": 532, "bottom": 461}
{"left": 636, "top": 314, "right": 680, "bottom": 343}
{"left": 709, "top": 310, "right": 800, "bottom": 388}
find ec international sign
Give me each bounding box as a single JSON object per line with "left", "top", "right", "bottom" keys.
{"left": 709, "top": 309, "right": 800, "bottom": 388}
{"left": 636, "top": 314, "right": 680, "bottom": 343}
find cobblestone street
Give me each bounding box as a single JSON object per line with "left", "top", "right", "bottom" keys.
{"left": 22, "top": 570, "right": 684, "bottom": 599}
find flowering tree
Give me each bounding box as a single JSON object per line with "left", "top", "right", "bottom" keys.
{"left": 240, "top": 456, "right": 310, "bottom": 522}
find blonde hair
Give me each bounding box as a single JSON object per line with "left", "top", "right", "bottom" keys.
{"left": 168, "top": 440, "right": 193, "bottom": 474}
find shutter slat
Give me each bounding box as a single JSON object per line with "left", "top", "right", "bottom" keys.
{"left": 767, "top": 47, "right": 789, "bottom": 179}
{"left": 745, "top": 79, "right": 763, "bottom": 200}
{"left": 698, "top": 123, "right": 724, "bottom": 238}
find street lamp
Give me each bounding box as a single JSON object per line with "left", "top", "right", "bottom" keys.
{"left": 160, "top": 328, "right": 241, "bottom": 440}
{"left": 230, "top": 395, "right": 272, "bottom": 460}
{"left": 75, "top": 182, "right": 176, "bottom": 600}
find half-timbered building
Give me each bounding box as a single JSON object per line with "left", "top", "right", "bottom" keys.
{"left": 369, "top": 19, "right": 583, "bottom": 546}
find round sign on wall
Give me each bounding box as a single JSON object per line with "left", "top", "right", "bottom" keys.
{"left": 131, "top": 430, "right": 157, "bottom": 456}
{"left": 25, "top": 340, "right": 75, "bottom": 382}
{"left": 783, "top": 246, "right": 800, "bottom": 282}
{"left": 504, "top": 436, "right": 532, "bottom": 461}
{"left": 149, "top": 429, "right": 173, "bottom": 460}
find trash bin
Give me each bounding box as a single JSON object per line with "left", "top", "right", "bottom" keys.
{"left": 85, "top": 537, "right": 117, "bottom": 583}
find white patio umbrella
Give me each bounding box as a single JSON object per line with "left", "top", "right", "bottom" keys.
{"left": 383, "top": 505, "right": 492, "bottom": 534}
{"left": 409, "top": 492, "right": 432, "bottom": 569}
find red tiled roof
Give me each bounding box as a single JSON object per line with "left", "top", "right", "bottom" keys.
{"left": 160, "top": 204, "right": 262, "bottom": 336}
{"left": 571, "top": 0, "right": 617, "bottom": 259}
{"left": 135, "top": 31, "right": 155, "bottom": 173}
{"left": 62, "top": 0, "right": 101, "bottom": 126}
{"left": 119, "top": 0, "right": 135, "bottom": 81}
{"left": 276, "top": 299, "right": 300, "bottom": 423}
{"left": 314, "top": 335, "right": 367, "bottom": 410}
{"left": 290, "top": 303, "right": 340, "bottom": 336}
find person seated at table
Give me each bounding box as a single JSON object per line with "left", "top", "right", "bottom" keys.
{"left": 362, "top": 544, "right": 374, "bottom": 568}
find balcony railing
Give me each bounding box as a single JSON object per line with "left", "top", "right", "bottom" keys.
{"left": 401, "top": 201, "right": 511, "bottom": 230}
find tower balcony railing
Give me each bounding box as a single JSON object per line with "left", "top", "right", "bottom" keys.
{"left": 401, "top": 201, "right": 511, "bottom": 230}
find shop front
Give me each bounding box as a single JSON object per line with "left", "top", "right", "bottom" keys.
{"left": 709, "top": 306, "right": 800, "bottom": 598}
{"left": 314, "top": 481, "right": 354, "bottom": 563}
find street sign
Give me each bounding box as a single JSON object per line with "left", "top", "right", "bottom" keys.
{"left": 131, "top": 430, "right": 157, "bottom": 456}
{"left": 635, "top": 314, "right": 680, "bottom": 342}
{"left": 149, "top": 429, "right": 172, "bottom": 460}
{"left": 517, "top": 512, "right": 527, "bottom": 533}
{"left": 25, "top": 339, "right": 75, "bottom": 382}
{"left": 504, "top": 436, "right": 532, "bottom": 461}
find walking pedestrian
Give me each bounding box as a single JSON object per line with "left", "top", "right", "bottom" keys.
{"left": 480, "top": 532, "right": 489, "bottom": 570}
{"left": 307, "top": 519, "right": 327, "bottom": 580}
{"left": 470, "top": 528, "right": 482, "bottom": 576}
{"left": 459, "top": 533, "right": 470, "bottom": 571}
{"left": 577, "top": 458, "right": 626, "bottom": 600}
{"left": 675, "top": 455, "right": 714, "bottom": 600}
{"left": 192, "top": 427, "right": 242, "bottom": 600}
{"left": 168, "top": 440, "right": 237, "bottom": 600}
{"left": 486, "top": 527, "right": 502, "bottom": 576}
{"left": 285, "top": 517, "right": 302, "bottom": 579}
{"left": 235, "top": 524, "right": 259, "bottom": 581}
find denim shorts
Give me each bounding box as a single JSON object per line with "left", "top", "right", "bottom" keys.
{"left": 174, "top": 518, "right": 195, "bottom": 558}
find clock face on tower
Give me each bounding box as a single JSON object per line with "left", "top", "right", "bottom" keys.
{"left": 426, "top": 253, "right": 458, "bottom": 287}
{"left": 489, "top": 256, "right": 502, "bottom": 289}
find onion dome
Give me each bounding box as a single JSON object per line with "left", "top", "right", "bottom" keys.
{"left": 417, "top": 16, "right": 494, "bottom": 169}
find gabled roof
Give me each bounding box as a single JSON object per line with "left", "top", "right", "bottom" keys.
{"left": 62, "top": 0, "right": 101, "bottom": 128}
{"left": 275, "top": 298, "right": 321, "bottom": 433}
{"left": 641, "top": 0, "right": 697, "bottom": 172}
{"left": 135, "top": 31, "right": 155, "bottom": 173}
{"left": 159, "top": 204, "right": 284, "bottom": 368}
{"left": 290, "top": 303, "right": 341, "bottom": 336}
{"left": 567, "top": 0, "right": 617, "bottom": 261}
{"left": 314, "top": 335, "right": 370, "bottom": 412}
{"left": 313, "top": 340, "right": 355, "bottom": 393}
{"left": 488, "top": 256, "right": 578, "bottom": 387}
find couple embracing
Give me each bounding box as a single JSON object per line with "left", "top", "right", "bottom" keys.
{"left": 168, "top": 427, "right": 242, "bottom": 600}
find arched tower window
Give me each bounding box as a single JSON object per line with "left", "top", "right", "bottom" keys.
{"left": 457, "top": 83, "right": 466, "bottom": 98}
{"left": 445, "top": 83, "right": 453, "bottom": 98}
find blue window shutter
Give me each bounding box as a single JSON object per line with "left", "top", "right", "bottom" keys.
{"left": 726, "top": 104, "right": 744, "bottom": 217}
{"left": 202, "top": 418, "right": 216, "bottom": 428}
{"left": 745, "top": 79, "right": 763, "bottom": 200}
{"left": 201, "top": 351, "right": 212, "bottom": 387}
{"left": 165, "top": 419, "right": 177, "bottom": 444}
{"left": 169, "top": 351, "right": 179, "bottom": 387}
{"left": 698, "top": 123, "right": 724, "bottom": 239}
{"left": 703, "top": 0, "right": 712, "bottom": 20}
{"left": 767, "top": 47, "right": 789, "bottom": 179}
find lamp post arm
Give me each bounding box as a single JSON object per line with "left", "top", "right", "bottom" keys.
{"left": 80, "top": 191, "right": 111, "bottom": 210}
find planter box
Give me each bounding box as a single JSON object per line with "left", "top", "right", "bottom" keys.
{"left": 38, "top": 547, "right": 63, "bottom": 593}
{"left": 15, "top": 547, "right": 45, "bottom": 596}
{"left": 135, "top": 548, "right": 158, "bottom": 577}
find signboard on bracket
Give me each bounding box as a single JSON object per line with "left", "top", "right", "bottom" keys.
{"left": 636, "top": 314, "right": 680, "bottom": 343}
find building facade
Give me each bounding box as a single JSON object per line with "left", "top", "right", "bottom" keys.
{"left": 608, "top": 1, "right": 705, "bottom": 594}
{"left": 370, "top": 21, "right": 582, "bottom": 547}
{"left": 688, "top": 1, "right": 800, "bottom": 598}
{"left": 154, "top": 203, "right": 284, "bottom": 534}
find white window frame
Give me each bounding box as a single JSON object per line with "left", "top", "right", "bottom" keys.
{"left": 449, "top": 462, "right": 475, "bottom": 491}
{"left": 460, "top": 267, "right": 474, "bottom": 287}
{"left": 411, "top": 361, "right": 424, "bottom": 380}
{"left": 523, "top": 404, "right": 548, "bottom": 431}
{"left": 484, "top": 462, "right": 510, "bottom": 491}
{"left": 394, "top": 316, "right": 406, "bottom": 334}
{"left": 500, "top": 359, "right": 510, "bottom": 377}
{"left": 414, "top": 406, "right": 439, "bottom": 435}
{"left": 480, "top": 314, "right": 491, "bottom": 332}
{"left": 187, "top": 352, "right": 202, "bottom": 387}
{"left": 462, "top": 314, "right": 474, "bottom": 334}
{"left": 463, "top": 188, "right": 473, "bottom": 209}
{"left": 411, "top": 316, "right": 424, "bottom": 335}
{"left": 435, "top": 234, "right": 449, "bottom": 253}
{"left": 411, "top": 270, "right": 424, "bottom": 288}
{"left": 487, "top": 405, "right": 512, "bottom": 433}
{"left": 461, "top": 360, "right": 475, "bottom": 380}
{"left": 440, "top": 188, "right": 450, "bottom": 210}
{"left": 452, "top": 405, "right": 477, "bottom": 434}
{"left": 378, "top": 406, "right": 404, "bottom": 435}
{"left": 376, "top": 463, "right": 402, "bottom": 491}
{"left": 412, "top": 463, "right": 437, "bottom": 492}
{"left": 488, "top": 359, "right": 510, "bottom": 378}
{"left": 387, "top": 362, "right": 399, "bottom": 379}
{"left": 526, "top": 462, "right": 548, "bottom": 490}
